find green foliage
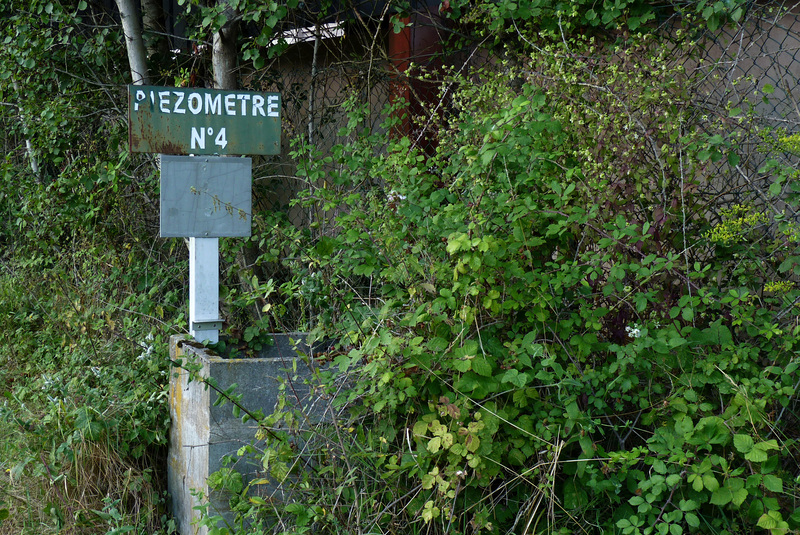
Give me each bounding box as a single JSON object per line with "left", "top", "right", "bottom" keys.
{"left": 208, "top": 27, "right": 800, "bottom": 535}
{"left": 444, "top": 0, "right": 751, "bottom": 37}
{"left": 0, "top": 2, "right": 186, "bottom": 533}
{"left": 177, "top": 0, "right": 299, "bottom": 69}
{"left": 0, "top": 246, "right": 182, "bottom": 534}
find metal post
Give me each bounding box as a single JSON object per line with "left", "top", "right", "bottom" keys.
{"left": 189, "top": 237, "right": 222, "bottom": 344}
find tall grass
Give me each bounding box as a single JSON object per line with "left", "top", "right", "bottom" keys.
{"left": 0, "top": 247, "right": 184, "bottom": 534}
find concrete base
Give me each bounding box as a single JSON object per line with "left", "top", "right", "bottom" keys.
{"left": 168, "top": 333, "right": 326, "bottom": 535}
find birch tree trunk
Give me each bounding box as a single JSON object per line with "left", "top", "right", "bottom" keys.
{"left": 210, "top": 5, "right": 265, "bottom": 315}
{"left": 212, "top": 16, "right": 240, "bottom": 89}
{"left": 116, "top": 0, "right": 150, "bottom": 85}
{"left": 141, "top": 0, "right": 168, "bottom": 59}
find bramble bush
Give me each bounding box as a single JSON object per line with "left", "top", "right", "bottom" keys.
{"left": 205, "top": 24, "right": 800, "bottom": 535}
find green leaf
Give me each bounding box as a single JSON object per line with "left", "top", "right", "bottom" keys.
{"left": 762, "top": 474, "right": 783, "bottom": 493}
{"left": 790, "top": 507, "right": 800, "bottom": 526}
{"left": 746, "top": 440, "right": 779, "bottom": 463}
{"left": 725, "top": 478, "right": 748, "bottom": 507}
{"left": 314, "top": 235, "right": 335, "bottom": 256}
{"left": 703, "top": 474, "right": 720, "bottom": 491}
{"left": 451, "top": 358, "right": 472, "bottom": 372}
{"left": 748, "top": 499, "right": 765, "bottom": 522}
{"left": 761, "top": 455, "right": 780, "bottom": 474}
{"left": 733, "top": 434, "right": 754, "bottom": 453}
{"left": 207, "top": 468, "right": 243, "bottom": 494}
{"left": 471, "top": 357, "right": 493, "bottom": 377}
{"left": 563, "top": 481, "right": 588, "bottom": 510}
{"left": 500, "top": 369, "right": 529, "bottom": 388}
{"left": 757, "top": 510, "right": 786, "bottom": 531}
{"left": 710, "top": 487, "right": 732, "bottom": 506}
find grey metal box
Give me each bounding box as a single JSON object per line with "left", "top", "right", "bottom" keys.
{"left": 160, "top": 155, "right": 251, "bottom": 238}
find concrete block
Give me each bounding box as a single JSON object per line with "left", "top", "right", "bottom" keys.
{"left": 168, "top": 333, "right": 325, "bottom": 535}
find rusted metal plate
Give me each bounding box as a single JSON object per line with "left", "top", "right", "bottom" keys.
{"left": 160, "top": 155, "right": 252, "bottom": 238}
{"left": 129, "top": 85, "right": 280, "bottom": 155}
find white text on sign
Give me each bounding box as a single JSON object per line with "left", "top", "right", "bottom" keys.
{"left": 133, "top": 89, "right": 280, "bottom": 118}
{"left": 191, "top": 127, "right": 228, "bottom": 150}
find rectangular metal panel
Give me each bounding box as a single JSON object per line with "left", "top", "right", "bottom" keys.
{"left": 160, "top": 156, "right": 252, "bottom": 238}
{"left": 129, "top": 85, "right": 280, "bottom": 155}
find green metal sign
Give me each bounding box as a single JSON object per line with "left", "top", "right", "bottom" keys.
{"left": 128, "top": 85, "right": 280, "bottom": 155}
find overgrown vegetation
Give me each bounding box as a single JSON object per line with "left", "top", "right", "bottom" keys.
{"left": 2, "top": 0, "right": 800, "bottom": 533}
{"left": 0, "top": 0, "right": 183, "bottom": 532}
{"left": 203, "top": 9, "right": 800, "bottom": 535}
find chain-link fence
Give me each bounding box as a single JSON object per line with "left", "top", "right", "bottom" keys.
{"left": 223, "top": 1, "right": 800, "bottom": 328}
{"left": 688, "top": 3, "right": 800, "bottom": 213}
{"left": 250, "top": 2, "right": 800, "bottom": 222}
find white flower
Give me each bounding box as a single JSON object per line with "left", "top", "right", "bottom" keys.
{"left": 625, "top": 324, "right": 642, "bottom": 339}
{"left": 387, "top": 190, "right": 407, "bottom": 203}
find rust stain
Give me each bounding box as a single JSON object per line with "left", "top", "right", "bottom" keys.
{"left": 128, "top": 85, "right": 281, "bottom": 156}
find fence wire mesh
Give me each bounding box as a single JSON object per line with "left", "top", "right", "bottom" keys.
{"left": 251, "top": 1, "right": 800, "bottom": 226}
{"left": 687, "top": 3, "right": 800, "bottom": 212}
{"left": 148, "top": 1, "right": 800, "bottom": 329}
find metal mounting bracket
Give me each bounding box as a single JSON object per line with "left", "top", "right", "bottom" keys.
{"left": 191, "top": 320, "right": 223, "bottom": 331}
